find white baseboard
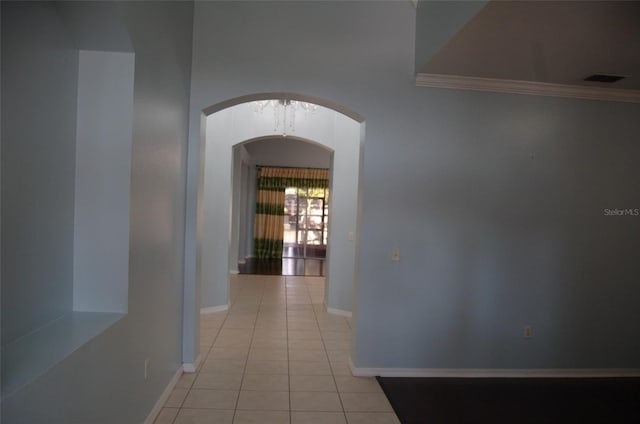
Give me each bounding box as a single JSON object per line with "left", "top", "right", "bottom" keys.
{"left": 144, "top": 365, "right": 183, "bottom": 424}
{"left": 201, "top": 304, "right": 229, "bottom": 314}
{"left": 349, "top": 358, "right": 640, "bottom": 378}
{"left": 183, "top": 353, "right": 203, "bottom": 373}
{"left": 229, "top": 269, "right": 239, "bottom": 275}
{"left": 326, "top": 306, "right": 352, "bottom": 318}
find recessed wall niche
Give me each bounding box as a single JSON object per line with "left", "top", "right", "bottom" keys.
{"left": 73, "top": 49, "right": 134, "bottom": 313}
{"left": 1, "top": 49, "right": 134, "bottom": 399}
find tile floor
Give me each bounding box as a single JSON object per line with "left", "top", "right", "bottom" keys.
{"left": 154, "top": 274, "right": 399, "bottom": 424}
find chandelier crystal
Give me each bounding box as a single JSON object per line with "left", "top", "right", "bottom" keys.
{"left": 252, "top": 99, "right": 318, "bottom": 136}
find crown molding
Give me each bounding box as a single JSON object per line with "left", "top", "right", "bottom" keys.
{"left": 416, "top": 73, "right": 640, "bottom": 103}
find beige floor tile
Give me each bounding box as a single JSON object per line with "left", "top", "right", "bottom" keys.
{"left": 175, "top": 372, "right": 197, "bottom": 389}
{"left": 217, "top": 329, "right": 254, "bottom": 339}
{"left": 174, "top": 408, "right": 234, "bottom": 424}
{"left": 287, "top": 299, "right": 312, "bottom": 305}
{"left": 287, "top": 311, "right": 315, "bottom": 319}
{"left": 288, "top": 330, "right": 322, "bottom": 340}
{"left": 345, "top": 412, "right": 400, "bottom": 424}
{"left": 182, "top": 389, "right": 239, "bottom": 409}
{"left": 241, "top": 373, "right": 289, "bottom": 391}
{"left": 256, "top": 308, "right": 286, "bottom": 315}
{"left": 245, "top": 360, "right": 289, "bottom": 375}
{"left": 287, "top": 321, "right": 319, "bottom": 331}
{"left": 289, "top": 360, "right": 331, "bottom": 376}
{"left": 259, "top": 300, "right": 286, "bottom": 306}
{"left": 213, "top": 337, "right": 252, "bottom": 349}
{"left": 233, "top": 410, "right": 290, "bottom": 424}
{"left": 289, "top": 375, "right": 336, "bottom": 392}
{"left": 291, "top": 411, "right": 347, "bottom": 424}
{"left": 318, "top": 322, "right": 351, "bottom": 332}
{"left": 329, "top": 361, "right": 352, "bottom": 376}
{"left": 253, "top": 322, "right": 286, "bottom": 331}
{"left": 248, "top": 347, "right": 288, "bottom": 361}
{"left": 289, "top": 349, "right": 328, "bottom": 362}
{"left": 154, "top": 407, "right": 178, "bottom": 424}
{"left": 200, "top": 332, "right": 216, "bottom": 346}
{"left": 288, "top": 339, "right": 325, "bottom": 350}
{"left": 250, "top": 338, "right": 288, "bottom": 349}
{"left": 236, "top": 391, "right": 289, "bottom": 411}
{"left": 326, "top": 350, "right": 350, "bottom": 363}
{"left": 200, "top": 345, "right": 212, "bottom": 357}
{"left": 254, "top": 321, "right": 287, "bottom": 330}
{"left": 334, "top": 376, "right": 382, "bottom": 393}
{"left": 252, "top": 333, "right": 287, "bottom": 342}
{"left": 286, "top": 310, "right": 315, "bottom": 316}
{"left": 201, "top": 358, "right": 247, "bottom": 374}
{"left": 223, "top": 320, "right": 256, "bottom": 329}
{"left": 193, "top": 372, "right": 243, "bottom": 390}
{"left": 286, "top": 304, "right": 314, "bottom": 311}
{"left": 339, "top": 393, "right": 393, "bottom": 412}
{"left": 164, "top": 387, "right": 189, "bottom": 407}
{"left": 254, "top": 312, "right": 286, "bottom": 322}
{"left": 200, "top": 320, "right": 223, "bottom": 330}
{"left": 209, "top": 347, "right": 250, "bottom": 360}
{"left": 290, "top": 391, "right": 343, "bottom": 412}
{"left": 321, "top": 331, "right": 352, "bottom": 341}
{"left": 323, "top": 339, "right": 351, "bottom": 350}
{"left": 201, "top": 314, "right": 227, "bottom": 324}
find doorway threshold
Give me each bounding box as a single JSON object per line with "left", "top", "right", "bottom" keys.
{"left": 239, "top": 258, "right": 325, "bottom": 276}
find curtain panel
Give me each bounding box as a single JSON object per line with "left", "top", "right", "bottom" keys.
{"left": 253, "top": 167, "right": 329, "bottom": 259}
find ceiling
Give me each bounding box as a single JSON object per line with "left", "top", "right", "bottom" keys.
{"left": 420, "top": 1, "right": 640, "bottom": 90}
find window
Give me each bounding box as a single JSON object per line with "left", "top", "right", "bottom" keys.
{"left": 283, "top": 186, "right": 329, "bottom": 258}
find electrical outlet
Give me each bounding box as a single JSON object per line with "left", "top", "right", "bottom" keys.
{"left": 144, "top": 358, "right": 150, "bottom": 380}
{"left": 523, "top": 326, "right": 532, "bottom": 338}
{"left": 391, "top": 247, "right": 400, "bottom": 261}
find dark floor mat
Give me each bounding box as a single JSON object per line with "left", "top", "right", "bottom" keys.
{"left": 376, "top": 376, "right": 640, "bottom": 424}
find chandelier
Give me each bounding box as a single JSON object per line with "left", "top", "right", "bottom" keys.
{"left": 252, "top": 99, "right": 319, "bottom": 136}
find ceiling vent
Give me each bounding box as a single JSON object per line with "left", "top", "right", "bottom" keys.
{"left": 583, "top": 74, "right": 626, "bottom": 83}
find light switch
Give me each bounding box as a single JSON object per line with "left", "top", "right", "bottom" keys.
{"left": 392, "top": 247, "right": 400, "bottom": 261}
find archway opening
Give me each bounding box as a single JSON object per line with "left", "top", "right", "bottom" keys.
{"left": 183, "top": 94, "right": 364, "bottom": 369}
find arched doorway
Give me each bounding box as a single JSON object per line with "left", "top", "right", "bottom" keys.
{"left": 230, "top": 137, "right": 333, "bottom": 277}
{"left": 182, "top": 93, "right": 364, "bottom": 369}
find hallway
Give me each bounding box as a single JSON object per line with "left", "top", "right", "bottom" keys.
{"left": 155, "top": 274, "right": 399, "bottom": 424}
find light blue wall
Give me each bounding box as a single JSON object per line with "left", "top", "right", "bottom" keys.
{"left": 244, "top": 137, "right": 332, "bottom": 169}
{"left": 1, "top": 1, "right": 194, "bottom": 422}
{"left": 1, "top": 1, "right": 78, "bottom": 345}
{"left": 190, "top": 1, "right": 640, "bottom": 370}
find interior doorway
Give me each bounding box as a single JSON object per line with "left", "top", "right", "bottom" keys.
{"left": 182, "top": 93, "right": 364, "bottom": 369}
{"left": 237, "top": 161, "right": 332, "bottom": 277}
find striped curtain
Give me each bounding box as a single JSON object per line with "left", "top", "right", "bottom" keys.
{"left": 254, "top": 167, "right": 329, "bottom": 259}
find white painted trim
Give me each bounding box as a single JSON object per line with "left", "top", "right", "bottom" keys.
{"left": 144, "top": 365, "right": 183, "bottom": 424}
{"left": 200, "top": 304, "right": 229, "bottom": 314}
{"left": 416, "top": 73, "right": 640, "bottom": 104}
{"left": 326, "top": 306, "right": 352, "bottom": 318}
{"left": 229, "top": 269, "right": 239, "bottom": 275}
{"left": 182, "top": 353, "right": 203, "bottom": 373}
{"left": 349, "top": 361, "right": 640, "bottom": 379}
